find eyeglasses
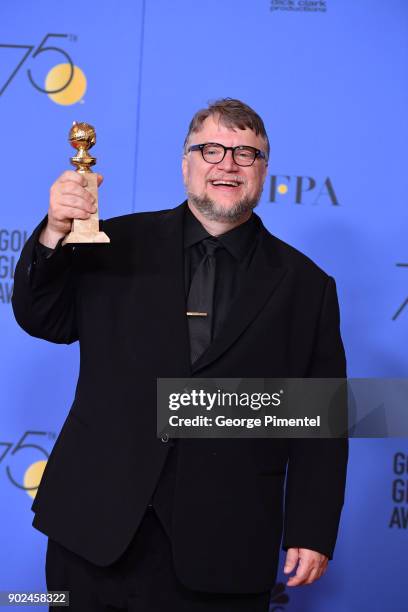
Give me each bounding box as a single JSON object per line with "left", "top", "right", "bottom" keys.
{"left": 187, "top": 142, "right": 267, "bottom": 167}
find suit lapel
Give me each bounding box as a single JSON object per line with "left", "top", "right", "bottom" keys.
{"left": 192, "top": 222, "right": 287, "bottom": 373}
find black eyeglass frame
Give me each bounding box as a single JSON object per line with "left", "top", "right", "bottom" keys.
{"left": 187, "top": 142, "right": 268, "bottom": 166}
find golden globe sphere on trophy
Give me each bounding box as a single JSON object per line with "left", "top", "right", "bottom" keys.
{"left": 62, "top": 121, "right": 110, "bottom": 245}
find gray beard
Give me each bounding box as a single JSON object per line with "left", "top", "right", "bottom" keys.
{"left": 187, "top": 191, "right": 261, "bottom": 223}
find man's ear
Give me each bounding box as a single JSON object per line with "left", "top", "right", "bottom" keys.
{"left": 262, "top": 161, "right": 268, "bottom": 182}
{"left": 182, "top": 155, "right": 188, "bottom": 185}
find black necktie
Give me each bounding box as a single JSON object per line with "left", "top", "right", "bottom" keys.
{"left": 187, "top": 237, "right": 220, "bottom": 364}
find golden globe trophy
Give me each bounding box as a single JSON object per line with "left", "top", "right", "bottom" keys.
{"left": 62, "top": 121, "right": 110, "bottom": 245}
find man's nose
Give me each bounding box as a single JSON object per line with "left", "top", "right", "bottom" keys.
{"left": 217, "top": 149, "right": 239, "bottom": 171}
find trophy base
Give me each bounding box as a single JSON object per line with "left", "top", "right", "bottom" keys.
{"left": 62, "top": 231, "right": 110, "bottom": 245}
{"left": 61, "top": 173, "right": 110, "bottom": 245}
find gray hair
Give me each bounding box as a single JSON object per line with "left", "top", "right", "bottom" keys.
{"left": 183, "top": 98, "right": 270, "bottom": 159}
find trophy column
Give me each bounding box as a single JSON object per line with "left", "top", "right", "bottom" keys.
{"left": 62, "top": 121, "right": 110, "bottom": 245}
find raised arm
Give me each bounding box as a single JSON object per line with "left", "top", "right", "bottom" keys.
{"left": 12, "top": 170, "right": 102, "bottom": 344}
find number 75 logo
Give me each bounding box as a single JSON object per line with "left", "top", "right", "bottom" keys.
{"left": 0, "top": 430, "right": 55, "bottom": 498}
{"left": 0, "top": 33, "right": 86, "bottom": 105}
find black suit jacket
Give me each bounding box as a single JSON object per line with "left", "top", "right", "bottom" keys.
{"left": 12, "top": 201, "right": 348, "bottom": 593}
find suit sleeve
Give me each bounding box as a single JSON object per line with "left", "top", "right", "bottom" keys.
{"left": 282, "top": 276, "right": 349, "bottom": 560}
{"left": 12, "top": 216, "right": 78, "bottom": 344}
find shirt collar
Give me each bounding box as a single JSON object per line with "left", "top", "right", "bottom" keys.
{"left": 184, "top": 205, "right": 260, "bottom": 262}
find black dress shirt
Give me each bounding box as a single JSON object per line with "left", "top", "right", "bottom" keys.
{"left": 183, "top": 206, "right": 260, "bottom": 341}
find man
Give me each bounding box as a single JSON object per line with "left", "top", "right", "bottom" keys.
{"left": 12, "top": 98, "right": 348, "bottom": 611}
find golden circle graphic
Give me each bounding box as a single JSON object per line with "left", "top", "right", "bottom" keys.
{"left": 45, "top": 64, "right": 87, "bottom": 105}
{"left": 24, "top": 460, "right": 47, "bottom": 499}
{"left": 277, "top": 184, "right": 288, "bottom": 195}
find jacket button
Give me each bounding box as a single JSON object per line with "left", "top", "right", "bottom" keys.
{"left": 161, "top": 433, "right": 169, "bottom": 443}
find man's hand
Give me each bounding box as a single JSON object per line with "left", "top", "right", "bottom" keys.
{"left": 283, "top": 547, "right": 328, "bottom": 587}
{"left": 39, "top": 170, "right": 104, "bottom": 249}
